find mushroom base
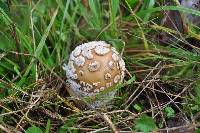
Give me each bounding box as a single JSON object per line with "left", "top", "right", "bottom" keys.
{"left": 65, "top": 84, "right": 116, "bottom": 109}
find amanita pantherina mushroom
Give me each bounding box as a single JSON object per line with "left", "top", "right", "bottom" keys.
{"left": 63, "top": 41, "right": 125, "bottom": 108}
{"left": 181, "top": 0, "right": 200, "bottom": 26}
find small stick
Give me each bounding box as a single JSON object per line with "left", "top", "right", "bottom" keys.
{"left": 10, "top": 24, "right": 25, "bottom": 71}
{"left": 102, "top": 114, "right": 119, "bottom": 133}
{"left": 0, "top": 124, "right": 11, "bottom": 133}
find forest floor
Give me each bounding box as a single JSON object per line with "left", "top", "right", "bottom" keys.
{"left": 0, "top": 0, "right": 200, "bottom": 132}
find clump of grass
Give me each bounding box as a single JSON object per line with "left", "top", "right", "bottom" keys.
{"left": 0, "top": 0, "right": 200, "bottom": 132}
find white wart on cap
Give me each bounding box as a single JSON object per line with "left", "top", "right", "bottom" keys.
{"left": 63, "top": 41, "right": 125, "bottom": 107}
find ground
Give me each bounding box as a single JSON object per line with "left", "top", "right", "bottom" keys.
{"left": 0, "top": 0, "right": 200, "bottom": 132}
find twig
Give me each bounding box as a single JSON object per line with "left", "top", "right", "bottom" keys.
{"left": 0, "top": 124, "right": 11, "bottom": 133}
{"left": 123, "top": 61, "right": 162, "bottom": 108}
{"left": 30, "top": 0, "right": 42, "bottom": 82}
{"left": 15, "top": 93, "right": 41, "bottom": 131}
{"left": 158, "top": 123, "right": 199, "bottom": 132}
{"left": 10, "top": 24, "right": 25, "bottom": 71}
{"left": 102, "top": 114, "right": 119, "bottom": 133}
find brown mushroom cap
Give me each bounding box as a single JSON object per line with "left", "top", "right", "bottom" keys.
{"left": 63, "top": 41, "right": 125, "bottom": 98}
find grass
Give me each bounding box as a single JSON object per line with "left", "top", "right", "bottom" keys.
{"left": 0, "top": 0, "right": 200, "bottom": 132}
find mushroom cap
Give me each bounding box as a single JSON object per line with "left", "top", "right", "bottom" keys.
{"left": 63, "top": 41, "right": 125, "bottom": 98}
{"left": 181, "top": 0, "right": 200, "bottom": 26}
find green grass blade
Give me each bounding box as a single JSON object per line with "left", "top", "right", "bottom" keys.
{"left": 88, "top": 0, "right": 102, "bottom": 29}
{"left": 78, "top": 1, "right": 94, "bottom": 28}
{"left": 34, "top": 8, "right": 58, "bottom": 57}
{"left": 110, "top": 0, "right": 119, "bottom": 34}
{"left": 44, "top": 119, "right": 51, "bottom": 133}
{"left": 18, "top": 7, "right": 59, "bottom": 85}
{"left": 137, "top": 6, "right": 200, "bottom": 17}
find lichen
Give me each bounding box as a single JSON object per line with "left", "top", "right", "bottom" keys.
{"left": 114, "top": 75, "right": 120, "bottom": 83}
{"left": 119, "top": 59, "right": 126, "bottom": 71}
{"left": 88, "top": 61, "right": 101, "bottom": 72}
{"left": 106, "top": 82, "right": 113, "bottom": 88}
{"left": 96, "top": 41, "right": 110, "bottom": 47}
{"left": 67, "top": 79, "right": 81, "bottom": 93}
{"left": 80, "top": 81, "right": 86, "bottom": 86}
{"left": 82, "top": 49, "right": 93, "bottom": 59}
{"left": 93, "top": 82, "right": 100, "bottom": 86}
{"left": 120, "top": 71, "right": 125, "bottom": 82}
{"left": 105, "top": 72, "right": 112, "bottom": 80}
{"left": 94, "top": 89, "right": 100, "bottom": 93}
{"left": 94, "top": 45, "right": 110, "bottom": 55}
{"left": 112, "top": 53, "right": 119, "bottom": 61}
{"left": 81, "top": 42, "right": 96, "bottom": 50}
{"left": 83, "top": 83, "right": 93, "bottom": 92}
{"left": 108, "top": 61, "right": 115, "bottom": 70}
{"left": 74, "top": 55, "right": 85, "bottom": 67}
{"left": 73, "top": 46, "right": 82, "bottom": 57}
{"left": 79, "top": 70, "right": 84, "bottom": 76}
{"left": 100, "top": 87, "right": 105, "bottom": 91}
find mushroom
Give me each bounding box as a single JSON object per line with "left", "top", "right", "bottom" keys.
{"left": 181, "top": 0, "right": 200, "bottom": 26}
{"left": 63, "top": 41, "right": 125, "bottom": 108}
